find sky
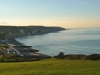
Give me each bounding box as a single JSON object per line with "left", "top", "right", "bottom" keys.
{"left": 0, "top": 0, "right": 100, "bottom": 28}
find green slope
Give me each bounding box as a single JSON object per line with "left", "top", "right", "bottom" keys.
{"left": 0, "top": 58, "right": 100, "bottom": 75}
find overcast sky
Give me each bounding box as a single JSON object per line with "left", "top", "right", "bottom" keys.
{"left": 0, "top": 0, "right": 100, "bottom": 28}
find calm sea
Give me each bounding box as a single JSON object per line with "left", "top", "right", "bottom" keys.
{"left": 16, "top": 28, "right": 100, "bottom": 56}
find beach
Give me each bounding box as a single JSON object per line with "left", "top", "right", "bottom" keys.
{"left": 7, "top": 37, "right": 51, "bottom": 58}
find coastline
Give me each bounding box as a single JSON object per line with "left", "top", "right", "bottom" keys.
{"left": 8, "top": 37, "right": 52, "bottom": 58}
{"left": 0, "top": 26, "right": 66, "bottom": 59}
{"left": 7, "top": 29, "right": 66, "bottom": 58}
{"left": 8, "top": 38, "right": 23, "bottom": 45}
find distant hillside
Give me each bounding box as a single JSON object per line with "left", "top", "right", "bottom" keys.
{"left": 0, "top": 26, "right": 65, "bottom": 39}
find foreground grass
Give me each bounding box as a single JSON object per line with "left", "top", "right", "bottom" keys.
{"left": 0, "top": 58, "right": 100, "bottom": 75}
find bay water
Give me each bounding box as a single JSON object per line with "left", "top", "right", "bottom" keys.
{"left": 16, "top": 28, "right": 100, "bottom": 56}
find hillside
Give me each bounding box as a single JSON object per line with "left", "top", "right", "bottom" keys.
{"left": 0, "top": 58, "right": 100, "bottom": 75}
{"left": 0, "top": 26, "right": 65, "bottom": 39}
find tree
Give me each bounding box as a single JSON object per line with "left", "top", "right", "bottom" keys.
{"left": 57, "top": 52, "right": 65, "bottom": 59}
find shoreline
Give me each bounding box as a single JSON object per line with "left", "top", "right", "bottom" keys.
{"left": 0, "top": 26, "right": 66, "bottom": 59}
{"left": 7, "top": 30, "right": 66, "bottom": 58}
{"left": 8, "top": 37, "right": 52, "bottom": 58}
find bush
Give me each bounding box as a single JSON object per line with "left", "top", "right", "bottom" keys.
{"left": 55, "top": 52, "right": 65, "bottom": 59}
{"left": 86, "top": 54, "right": 100, "bottom": 60}
{"left": 65, "top": 54, "right": 87, "bottom": 59}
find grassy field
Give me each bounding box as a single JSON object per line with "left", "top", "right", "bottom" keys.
{"left": 0, "top": 58, "right": 100, "bottom": 75}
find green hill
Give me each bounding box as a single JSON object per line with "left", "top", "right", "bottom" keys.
{"left": 0, "top": 58, "right": 100, "bottom": 75}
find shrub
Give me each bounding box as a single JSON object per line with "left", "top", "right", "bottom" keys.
{"left": 86, "top": 54, "right": 100, "bottom": 60}
{"left": 55, "top": 52, "right": 65, "bottom": 59}
{"left": 65, "top": 54, "right": 87, "bottom": 59}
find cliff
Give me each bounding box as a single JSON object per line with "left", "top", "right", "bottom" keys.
{"left": 0, "top": 26, "right": 65, "bottom": 39}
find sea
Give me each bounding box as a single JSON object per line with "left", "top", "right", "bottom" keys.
{"left": 16, "top": 28, "right": 100, "bottom": 56}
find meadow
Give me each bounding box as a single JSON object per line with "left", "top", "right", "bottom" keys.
{"left": 0, "top": 58, "right": 100, "bottom": 75}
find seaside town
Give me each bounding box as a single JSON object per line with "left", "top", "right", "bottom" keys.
{"left": 0, "top": 25, "right": 65, "bottom": 61}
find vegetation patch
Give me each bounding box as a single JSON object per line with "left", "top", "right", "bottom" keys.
{"left": 55, "top": 52, "right": 100, "bottom": 60}
{"left": 0, "top": 58, "right": 100, "bottom": 75}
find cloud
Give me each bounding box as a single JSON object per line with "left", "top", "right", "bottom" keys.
{"left": 1, "top": 21, "right": 9, "bottom": 24}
